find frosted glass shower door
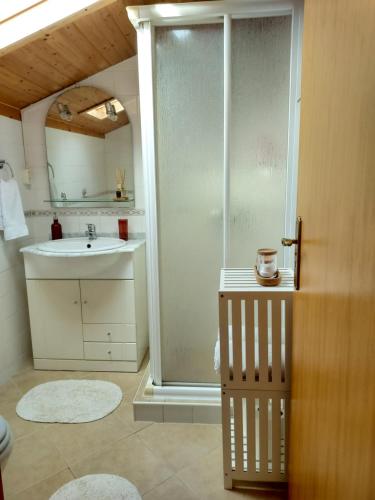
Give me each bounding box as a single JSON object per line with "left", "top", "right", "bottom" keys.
{"left": 155, "top": 25, "right": 223, "bottom": 383}
{"left": 229, "top": 17, "right": 292, "bottom": 267}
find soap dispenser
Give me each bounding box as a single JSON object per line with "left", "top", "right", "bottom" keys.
{"left": 51, "top": 214, "right": 62, "bottom": 240}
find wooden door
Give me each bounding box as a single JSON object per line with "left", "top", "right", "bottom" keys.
{"left": 289, "top": 1, "right": 375, "bottom": 498}
{"left": 80, "top": 280, "right": 135, "bottom": 324}
{"left": 26, "top": 280, "right": 83, "bottom": 359}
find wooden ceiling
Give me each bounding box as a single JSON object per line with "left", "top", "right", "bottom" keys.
{"left": 0, "top": 0, "right": 199, "bottom": 120}
{"left": 46, "top": 86, "right": 129, "bottom": 138}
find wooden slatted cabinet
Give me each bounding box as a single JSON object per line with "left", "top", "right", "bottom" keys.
{"left": 218, "top": 268, "right": 294, "bottom": 488}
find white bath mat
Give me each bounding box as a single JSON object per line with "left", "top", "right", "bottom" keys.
{"left": 50, "top": 474, "right": 141, "bottom": 500}
{"left": 16, "top": 380, "right": 122, "bottom": 423}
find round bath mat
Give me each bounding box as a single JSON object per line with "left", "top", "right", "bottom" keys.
{"left": 16, "top": 380, "right": 123, "bottom": 423}
{"left": 50, "top": 474, "right": 141, "bottom": 500}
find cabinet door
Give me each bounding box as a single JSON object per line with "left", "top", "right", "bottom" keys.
{"left": 26, "top": 280, "right": 83, "bottom": 359}
{"left": 80, "top": 280, "right": 135, "bottom": 324}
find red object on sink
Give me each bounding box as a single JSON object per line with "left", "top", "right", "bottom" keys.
{"left": 51, "top": 216, "right": 62, "bottom": 240}
{"left": 118, "top": 219, "right": 128, "bottom": 241}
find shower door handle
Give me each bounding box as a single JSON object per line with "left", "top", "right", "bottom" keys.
{"left": 282, "top": 216, "right": 302, "bottom": 290}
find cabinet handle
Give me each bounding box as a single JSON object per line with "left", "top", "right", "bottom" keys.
{"left": 107, "top": 332, "right": 111, "bottom": 336}
{"left": 83, "top": 300, "right": 88, "bottom": 304}
{"left": 108, "top": 350, "right": 111, "bottom": 355}
{"left": 73, "top": 300, "right": 78, "bottom": 304}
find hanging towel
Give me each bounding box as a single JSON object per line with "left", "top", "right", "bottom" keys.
{"left": 0, "top": 178, "right": 29, "bottom": 240}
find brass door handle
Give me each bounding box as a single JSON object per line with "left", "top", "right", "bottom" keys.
{"left": 282, "top": 216, "right": 302, "bottom": 290}
{"left": 281, "top": 238, "right": 298, "bottom": 247}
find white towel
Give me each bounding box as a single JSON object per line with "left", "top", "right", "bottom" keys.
{"left": 0, "top": 178, "right": 29, "bottom": 240}
{"left": 214, "top": 326, "right": 285, "bottom": 373}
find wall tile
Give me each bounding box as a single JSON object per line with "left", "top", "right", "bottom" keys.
{"left": 0, "top": 116, "right": 32, "bottom": 383}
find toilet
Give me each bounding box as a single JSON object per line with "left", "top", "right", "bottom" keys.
{"left": 0, "top": 416, "right": 13, "bottom": 499}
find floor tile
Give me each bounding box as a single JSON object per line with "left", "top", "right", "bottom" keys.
{"left": 0, "top": 380, "right": 21, "bottom": 403}
{"left": 2, "top": 430, "right": 66, "bottom": 496}
{"left": 11, "top": 369, "right": 77, "bottom": 395}
{"left": 143, "top": 476, "right": 198, "bottom": 500}
{"left": 8, "top": 469, "right": 74, "bottom": 500}
{"left": 113, "top": 401, "right": 153, "bottom": 433}
{"left": 70, "top": 433, "right": 174, "bottom": 495}
{"left": 0, "top": 398, "right": 47, "bottom": 440}
{"left": 137, "top": 422, "right": 222, "bottom": 472}
{"left": 178, "top": 447, "right": 287, "bottom": 500}
{"left": 43, "top": 410, "right": 141, "bottom": 466}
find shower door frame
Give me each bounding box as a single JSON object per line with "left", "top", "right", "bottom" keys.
{"left": 128, "top": 0, "right": 304, "bottom": 390}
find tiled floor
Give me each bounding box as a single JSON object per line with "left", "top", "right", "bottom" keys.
{"left": 0, "top": 360, "right": 287, "bottom": 499}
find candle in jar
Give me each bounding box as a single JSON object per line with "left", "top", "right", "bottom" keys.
{"left": 257, "top": 249, "right": 277, "bottom": 278}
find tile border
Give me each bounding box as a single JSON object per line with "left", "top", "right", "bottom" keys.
{"left": 25, "top": 208, "right": 145, "bottom": 217}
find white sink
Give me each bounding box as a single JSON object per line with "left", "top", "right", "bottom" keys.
{"left": 36, "top": 237, "right": 127, "bottom": 254}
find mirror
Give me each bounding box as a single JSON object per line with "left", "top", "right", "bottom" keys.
{"left": 45, "top": 86, "right": 134, "bottom": 207}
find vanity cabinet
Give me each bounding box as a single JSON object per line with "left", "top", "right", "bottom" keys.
{"left": 26, "top": 280, "right": 83, "bottom": 360}
{"left": 23, "top": 241, "right": 148, "bottom": 373}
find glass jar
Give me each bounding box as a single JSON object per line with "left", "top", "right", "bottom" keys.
{"left": 257, "top": 248, "right": 277, "bottom": 278}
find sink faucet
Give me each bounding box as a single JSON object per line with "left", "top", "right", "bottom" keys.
{"left": 86, "top": 223, "right": 97, "bottom": 241}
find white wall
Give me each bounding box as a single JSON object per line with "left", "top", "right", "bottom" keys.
{"left": 21, "top": 56, "right": 145, "bottom": 241}
{"left": 105, "top": 124, "right": 133, "bottom": 194}
{"left": 46, "top": 127, "right": 106, "bottom": 199}
{"left": 0, "top": 116, "right": 32, "bottom": 383}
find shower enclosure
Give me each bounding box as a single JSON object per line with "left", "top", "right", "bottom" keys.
{"left": 129, "top": 0, "right": 303, "bottom": 394}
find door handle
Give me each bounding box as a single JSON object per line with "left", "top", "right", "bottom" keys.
{"left": 282, "top": 216, "right": 302, "bottom": 290}
{"left": 281, "top": 238, "right": 297, "bottom": 246}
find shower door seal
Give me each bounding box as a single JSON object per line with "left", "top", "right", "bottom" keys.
{"left": 128, "top": 0, "right": 304, "bottom": 394}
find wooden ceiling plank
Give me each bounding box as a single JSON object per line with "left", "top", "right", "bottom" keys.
{"left": 45, "top": 29, "right": 107, "bottom": 78}
{"left": 22, "top": 39, "right": 86, "bottom": 84}
{"left": 74, "top": 4, "right": 133, "bottom": 62}
{"left": 0, "top": 65, "right": 47, "bottom": 105}
{"left": 0, "top": 101, "right": 21, "bottom": 120}
{"left": 96, "top": 8, "right": 135, "bottom": 58}
{"left": 0, "top": 87, "right": 26, "bottom": 109}
{"left": 1, "top": 49, "right": 73, "bottom": 93}
{"left": 54, "top": 24, "right": 111, "bottom": 74}
{"left": 72, "top": 17, "right": 126, "bottom": 67}
{"left": 107, "top": 2, "right": 137, "bottom": 53}
{"left": 39, "top": 35, "right": 99, "bottom": 81}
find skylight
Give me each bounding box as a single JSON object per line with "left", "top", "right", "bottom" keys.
{"left": 0, "top": 0, "right": 102, "bottom": 51}
{"left": 85, "top": 99, "right": 125, "bottom": 120}
{"left": 0, "top": 1, "right": 44, "bottom": 24}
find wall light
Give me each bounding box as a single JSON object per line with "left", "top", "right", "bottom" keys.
{"left": 57, "top": 103, "right": 73, "bottom": 122}
{"left": 105, "top": 101, "right": 118, "bottom": 122}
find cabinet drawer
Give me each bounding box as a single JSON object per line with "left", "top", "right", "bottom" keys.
{"left": 84, "top": 342, "right": 137, "bottom": 361}
{"left": 83, "top": 324, "right": 136, "bottom": 343}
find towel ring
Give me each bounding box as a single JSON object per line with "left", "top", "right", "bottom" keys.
{"left": 0, "top": 160, "right": 15, "bottom": 179}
